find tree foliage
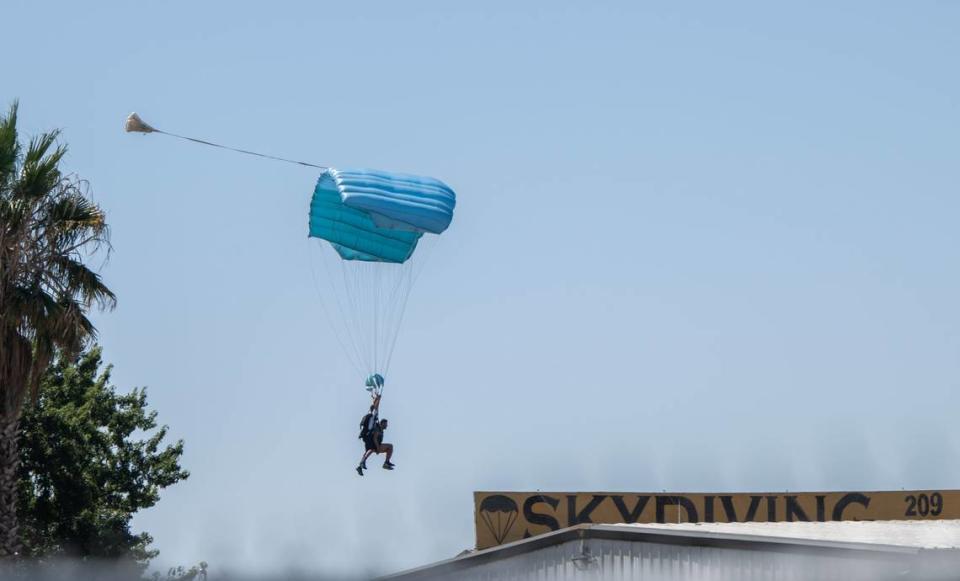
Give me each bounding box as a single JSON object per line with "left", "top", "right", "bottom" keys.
{"left": 0, "top": 100, "right": 115, "bottom": 556}
{"left": 16, "top": 347, "right": 188, "bottom": 570}
{"left": 0, "top": 100, "right": 115, "bottom": 421}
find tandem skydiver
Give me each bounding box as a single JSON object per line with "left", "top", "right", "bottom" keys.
{"left": 356, "top": 377, "right": 395, "bottom": 475}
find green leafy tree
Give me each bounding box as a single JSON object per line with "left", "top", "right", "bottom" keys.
{"left": 16, "top": 347, "right": 188, "bottom": 573}
{"left": 155, "top": 562, "right": 207, "bottom": 581}
{"left": 0, "top": 101, "right": 115, "bottom": 556}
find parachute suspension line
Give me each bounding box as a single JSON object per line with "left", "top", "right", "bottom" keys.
{"left": 324, "top": 217, "right": 379, "bottom": 377}
{"left": 379, "top": 267, "right": 407, "bottom": 368}
{"left": 374, "top": 266, "right": 390, "bottom": 373}
{"left": 309, "top": 239, "right": 421, "bottom": 381}
{"left": 344, "top": 258, "right": 377, "bottom": 374}
{"left": 376, "top": 267, "right": 403, "bottom": 374}
{"left": 373, "top": 263, "right": 380, "bottom": 374}
{"left": 307, "top": 241, "right": 365, "bottom": 377}
{"left": 364, "top": 264, "right": 379, "bottom": 373}
{"left": 381, "top": 264, "right": 414, "bottom": 374}
{"left": 333, "top": 253, "right": 368, "bottom": 373}
{"left": 124, "top": 112, "right": 327, "bottom": 170}
{"left": 326, "top": 252, "right": 359, "bottom": 369}
{"left": 382, "top": 236, "right": 440, "bottom": 373}
{"left": 339, "top": 259, "right": 365, "bottom": 369}
{"left": 380, "top": 249, "right": 423, "bottom": 375}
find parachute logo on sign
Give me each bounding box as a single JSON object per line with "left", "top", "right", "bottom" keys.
{"left": 478, "top": 495, "right": 519, "bottom": 545}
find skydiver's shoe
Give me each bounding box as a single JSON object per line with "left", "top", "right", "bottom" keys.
{"left": 383, "top": 462, "right": 395, "bottom": 469}
{"left": 356, "top": 465, "right": 364, "bottom": 476}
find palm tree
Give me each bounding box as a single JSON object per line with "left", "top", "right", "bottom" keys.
{"left": 0, "top": 102, "right": 115, "bottom": 557}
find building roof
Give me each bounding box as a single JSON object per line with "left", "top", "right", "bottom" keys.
{"left": 381, "top": 520, "right": 960, "bottom": 580}
{"left": 624, "top": 520, "right": 960, "bottom": 550}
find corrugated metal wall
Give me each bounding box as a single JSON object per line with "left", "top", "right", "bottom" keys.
{"left": 417, "top": 538, "right": 907, "bottom": 581}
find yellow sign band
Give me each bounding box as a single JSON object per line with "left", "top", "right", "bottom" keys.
{"left": 474, "top": 490, "right": 960, "bottom": 549}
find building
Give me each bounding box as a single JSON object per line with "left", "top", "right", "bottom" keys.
{"left": 381, "top": 520, "right": 960, "bottom": 580}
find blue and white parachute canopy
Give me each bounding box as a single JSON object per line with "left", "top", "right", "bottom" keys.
{"left": 308, "top": 168, "right": 456, "bottom": 263}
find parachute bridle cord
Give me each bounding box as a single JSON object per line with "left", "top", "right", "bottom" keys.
{"left": 124, "top": 112, "right": 328, "bottom": 170}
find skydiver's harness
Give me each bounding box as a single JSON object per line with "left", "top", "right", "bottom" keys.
{"left": 359, "top": 411, "right": 378, "bottom": 440}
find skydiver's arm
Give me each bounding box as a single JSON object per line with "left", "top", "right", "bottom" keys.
{"left": 371, "top": 394, "right": 381, "bottom": 412}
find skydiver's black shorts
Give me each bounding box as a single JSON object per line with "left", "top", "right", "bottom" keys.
{"left": 363, "top": 434, "right": 379, "bottom": 452}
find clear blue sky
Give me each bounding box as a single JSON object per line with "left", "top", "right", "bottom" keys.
{"left": 6, "top": 1, "right": 960, "bottom": 576}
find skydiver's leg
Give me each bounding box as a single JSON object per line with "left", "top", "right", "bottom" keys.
{"left": 380, "top": 443, "right": 394, "bottom": 466}
{"left": 362, "top": 445, "right": 376, "bottom": 466}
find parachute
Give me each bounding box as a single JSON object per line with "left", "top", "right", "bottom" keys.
{"left": 123, "top": 113, "right": 457, "bottom": 388}
{"left": 308, "top": 168, "right": 456, "bottom": 385}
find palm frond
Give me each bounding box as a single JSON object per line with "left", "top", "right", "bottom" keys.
{"left": 50, "top": 297, "right": 97, "bottom": 355}
{"left": 38, "top": 190, "right": 111, "bottom": 266}
{"left": 0, "top": 103, "right": 113, "bottom": 420}
{"left": 49, "top": 255, "right": 117, "bottom": 310}
{"left": 14, "top": 134, "right": 66, "bottom": 202}
{"left": 0, "top": 101, "right": 20, "bottom": 191}
{"left": 4, "top": 284, "right": 62, "bottom": 336}
{"left": 45, "top": 191, "right": 107, "bottom": 233}
{"left": 22, "top": 130, "right": 62, "bottom": 167}
{"left": 0, "top": 198, "right": 27, "bottom": 233}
